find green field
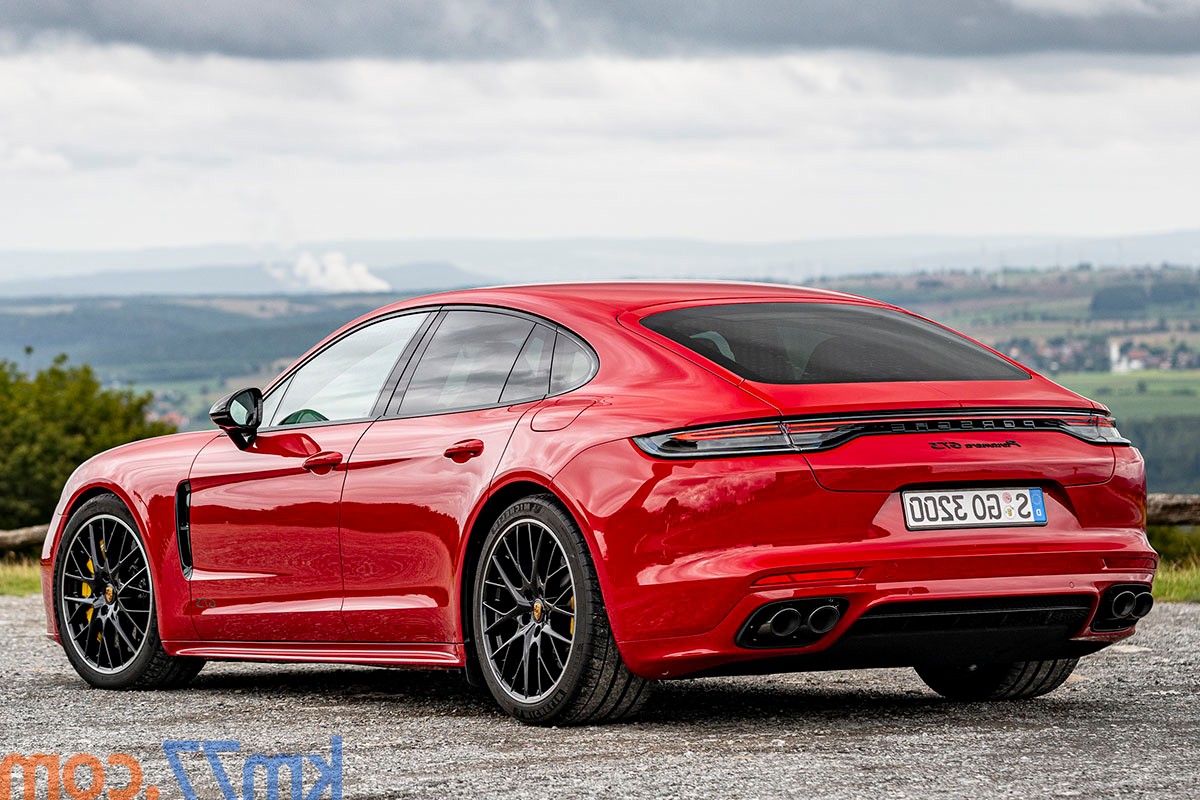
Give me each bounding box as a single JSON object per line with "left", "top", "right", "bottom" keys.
{"left": 1153, "top": 562, "right": 1200, "bottom": 602}
{"left": 1053, "top": 370, "right": 1200, "bottom": 421}
{"left": 0, "top": 558, "right": 40, "bottom": 596}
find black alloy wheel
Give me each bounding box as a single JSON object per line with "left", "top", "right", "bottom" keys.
{"left": 54, "top": 494, "right": 205, "bottom": 689}
{"left": 471, "top": 494, "right": 650, "bottom": 725}
{"left": 479, "top": 515, "right": 577, "bottom": 703}
{"left": 59, "top": 511, "right": 153, "bottom": 674}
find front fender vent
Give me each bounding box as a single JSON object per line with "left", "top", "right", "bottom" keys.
{"left": 175, "top": 481, "right": 192, "bottom": 578}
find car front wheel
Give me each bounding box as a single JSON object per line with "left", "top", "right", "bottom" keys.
{"left": 53, "top": 494, "right": 205, "bottom": 690}
{"left": 471, "top": 494, "right": 650, "bottom": 725}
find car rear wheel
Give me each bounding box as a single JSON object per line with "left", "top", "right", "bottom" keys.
{"left": 471, "top": 494, "right": 650, "bottom": 725}
{"left": 915, "top": 658, "right": 1078, "bottom": 701}
{"left": 54, "top": 494, "right": 205, "bottom": 689}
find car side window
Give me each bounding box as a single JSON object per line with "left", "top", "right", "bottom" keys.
{"left": 499, "top": 324, "right": 555, "bottom": 404}
{"left": 268, "top": 312, "right": 429, "bottom": 427}
{"left": 260, "top": 378, "right": 288, "bottom": 427}
{"left": 550, "top": 332, "right": 594, "bottom": 394}
{"left": 399, "top": 311, "right": 536, "bottom": 415}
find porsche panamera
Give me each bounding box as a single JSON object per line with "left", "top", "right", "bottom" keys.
{"left": 41, "top": 282, "right": 1156, "bottom": 724}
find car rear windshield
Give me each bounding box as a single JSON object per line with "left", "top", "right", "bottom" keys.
{"left": 641, "top": 302, "right": 1029, "bottom": 384}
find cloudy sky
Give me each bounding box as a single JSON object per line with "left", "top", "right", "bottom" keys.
{"left": 1, "top": 1, "right": 1199, "bottom": 252}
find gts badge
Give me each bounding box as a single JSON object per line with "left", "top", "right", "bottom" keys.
{"left": 929, "top": 439, "right": 1022, "bottom": 450}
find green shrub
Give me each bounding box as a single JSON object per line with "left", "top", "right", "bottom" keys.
{"left": 1147, "top": 525, "right": 1200, "bottom": 564}
{"left": 0, "top": 355, "right": 176, "bottom": 529}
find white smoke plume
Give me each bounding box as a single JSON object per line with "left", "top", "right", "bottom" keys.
{"left": 267, "top": 251, "right": 391, "bottom": 293}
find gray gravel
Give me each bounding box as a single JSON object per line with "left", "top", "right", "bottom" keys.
{"left": 2, "top": 595, "right": 1198, "bottom": 799}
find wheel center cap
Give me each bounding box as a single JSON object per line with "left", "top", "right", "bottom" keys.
{"left": 532, "top": 600, "right": 544, "bottom": 623}
{"left": 104, "top": 585, "right": 115, "bottom": 604}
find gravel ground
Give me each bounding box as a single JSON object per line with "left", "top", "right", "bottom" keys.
{"left": 2, "top": 595, "right": 1198, "bottom": 799}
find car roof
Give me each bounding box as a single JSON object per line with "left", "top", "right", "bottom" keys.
{"left": 377, "top": 281, "right": 878, "bottom": 319}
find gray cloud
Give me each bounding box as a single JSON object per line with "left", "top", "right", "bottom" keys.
{"left": 3, "top": 1, "right": 1200, "bottom": 60}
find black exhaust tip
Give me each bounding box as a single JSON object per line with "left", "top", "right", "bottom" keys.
{"left": 767, "top": 608, "right": 804, "bottom": 638}
{"left": 1110, "top": 590, "right": 1137, "bottom": 619}
{"left": 1131, "top": 592, "right": 1154, "bottom": 619}
{"left": 1093, "top": 583, "right": 1154, "bottom": 632}
{"left": 739, "top": 598, "right": 849, "bottom": 649}
{"left": 807, "top": 605, "right": 842, "bottom": 635}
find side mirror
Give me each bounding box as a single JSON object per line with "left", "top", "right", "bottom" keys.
{"left": 209, "top": 388, "right": 264, "bottom": 450}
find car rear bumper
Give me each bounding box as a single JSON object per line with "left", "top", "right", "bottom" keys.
{"left": 616, "top": 570, "right": 1153, "bottom": 679}
{"left": 552, "top": 440, "right": 1153, "bottom": 679}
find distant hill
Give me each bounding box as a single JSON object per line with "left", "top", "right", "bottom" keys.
{"left": 0, "top": 259, "right": 490, "bottom": 297}
{"left": 0, "top": 294, "right": 415, "bottom": 383}
{"left": 1, "top": 230, "right": 1198, "bottom": 297}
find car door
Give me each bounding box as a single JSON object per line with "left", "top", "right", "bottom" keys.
{"left": 338, "top": 309, "right": 556, "bottom": 642}
{"left": 185, "top": 311, "right": 433, "bottom": 641}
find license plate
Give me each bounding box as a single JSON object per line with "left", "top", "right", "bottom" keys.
{"left": 902, "top": 487, "right": 1047, "bottom": 530}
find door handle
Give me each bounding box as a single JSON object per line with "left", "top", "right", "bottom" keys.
{"left": 302, "top": 450, "right": 343, "bottom": 474}
{"left": 444, "top": 439, "right": 485, "bottom": 463}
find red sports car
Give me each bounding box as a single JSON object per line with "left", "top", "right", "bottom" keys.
{"left": 42, "top": 282, "right": 1156, "bottom": 724}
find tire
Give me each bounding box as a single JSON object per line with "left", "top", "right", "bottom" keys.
{"left": 470, "top": 494, "right": 651, "bottom": 725}
{"left": 915, "top": 658, "right": 1078, "bottom": 701}
{"left": 53, "top": 494, "right": 205, "bottom": 690}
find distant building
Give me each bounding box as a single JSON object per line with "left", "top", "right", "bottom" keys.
{"left": 1110, "top": 340, "right": 1146, "bottom": 373}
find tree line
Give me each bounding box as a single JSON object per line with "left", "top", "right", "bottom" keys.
{"left": 1121, "top": 417, "right": 1200, "bottom": 494}
{"left": 0, "top": 356, "right": 175, "bottom": 529}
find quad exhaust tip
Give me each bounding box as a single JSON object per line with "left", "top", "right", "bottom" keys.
{"left": 1110, "top": 590, "right": 1137, "bottom": 619}
{"left": 1092, "top": 585, "right": 1154, "bottom": 632}
{"left": 742, "top": 598, "right": 849, "bottom": 648}
{"left": 764, "top": 605, "right": 843, "bottom": 639}
{"left": 807, "top": 604, "right": 842, "bottom": 635}
{"left": 767, "top": 608, "right": 804, "bottom": 638}
{"left": 1109, "top": 590, "right": 1154, "bottom": 620}
{"left": 1131, "top": 591, "right": 1154, "bottom": 619}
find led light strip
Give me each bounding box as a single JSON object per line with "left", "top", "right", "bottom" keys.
{"left": 633, "top": 408, "right": 1130, "bottom": 458}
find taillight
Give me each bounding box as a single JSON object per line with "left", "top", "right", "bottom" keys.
{"left": 784, "top": 421, "right": 852, "bottom": 450}
{"left": 1056, "top": 414, "right": 1130, "bottom": 445}
{"left": 633, "top": 410, "right": 1131, "bottom": 459}
{"left": 633, "top": 420, "right": 852, "bottom": 458}
{"left": 633, "top": 422, "right": 793, "bottom": 457}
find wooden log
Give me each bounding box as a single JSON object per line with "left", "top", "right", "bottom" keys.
{"left": 1147, "top": 494, "right": 1200, "bottom": 526}
{"left": 0, "top": 525, "right": 48, "bottom": 551}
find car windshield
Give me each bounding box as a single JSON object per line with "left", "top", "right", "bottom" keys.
{"left": 641, "top": 302, "right": 1029, "bottom": 384}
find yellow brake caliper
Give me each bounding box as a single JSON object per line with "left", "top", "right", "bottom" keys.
{"left": 83, "top": 557, "right": 95, "bottom": 626}
{"left": 569, "top": 595, "right": 575, "bottom": 637}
